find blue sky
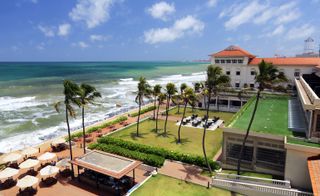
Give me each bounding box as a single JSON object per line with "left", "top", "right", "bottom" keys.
{"left": 0, "top": 0, "right": 319, "bottom": 61}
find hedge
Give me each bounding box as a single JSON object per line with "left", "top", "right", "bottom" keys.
{"left": 130, "top": 106, "right": 156, "bottom": 117}
{"left": 95, "top": 137, "right": 220, "bottom": 170}
{"left": 66, "top": 116, "right": 128, "bottom": 141}
{"left": 88, "top": 143, "right": 165, "bottom": 167}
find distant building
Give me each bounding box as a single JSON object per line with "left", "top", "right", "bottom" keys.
{"left": 296, "top": 37, "right": 319, "bottom": 57}
{"left": 209, "top": 45, "right": 320, "bottom": 89}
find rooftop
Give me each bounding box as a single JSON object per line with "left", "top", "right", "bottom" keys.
{"left": 249, "top": 57, "right": 320, "bottom": 67}
{"left": 210, "top": 45, "right": 256, "bottom": 58}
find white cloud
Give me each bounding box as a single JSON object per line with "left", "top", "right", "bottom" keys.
{"left": 270, "top": 25, "right": 285, "bottom": 36}
{"left": 90, "top": 34, "right": 110, "bottom": 42}
{"left": 207, "top": 0, "right": 218, "bottom": 7}
{"left": 144, "top": 15, "right": 204, "bottom": 44}
{"left": 72, "top": 41, "right": 89, "bottom": 48}
{"left": 147, "top": 1, "right": 175, "bottom": 21}
{"left": 69, "top": 0, "right": 113, "bottom": 29}
{"left": 275, "top": 10, "right": 300, "bottom": 25}
{"left": 58, "top": 23, "right": 71, "bottom": 36}
{"left": 31, "top": 0, "right": 38, "bottom": 3}
{"left": 36, "top": 42, "right": 45, "bottom": 50}
{"left": 38, "top": 25, "right": 55, "bottom": 37}
{"left": 286, "top": 24, "right": 315, "bottom": 40}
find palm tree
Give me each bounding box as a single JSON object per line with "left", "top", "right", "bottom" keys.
{"left": 135, "top": 77, "right": 151, "bottom": 137}
{"left": 203, "top": 65, "right": 230, "bottom": 173}
{"left": 164, "top": 83, "right": 177, "bottom": 134}
{"left": 177, "top": 83, "right": 187, "bottom": 113}
{"left": 78, "top": 83, "right": 101, "bottom": 154}
{"left": 152, "top": 84, "right": 162, "bottom": 119}
{"left": 237, "top": 60, "right": 287, "bottom": 175}
{"left": 54, "top": 80, "right": 81, "bottom": 178}
{"left": 177, "top": 87, "right": 195, "bottom": 143}
{"left": 156, "top": 93, "right": 166, "bottom": 132}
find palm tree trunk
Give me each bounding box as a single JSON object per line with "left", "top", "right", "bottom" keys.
{"left": 156, "top": 100, "right": 160, "bottom": 132}
{"left": 66, "top": 106, "right": 74, "bottom": 178}
{"left": 217, "top": 95, "right": 220, "bottom": 112}
{"left": 153, "top": 97, "right": 156, "bottom": 119}
{"left": 82, "top": 106, "right": 86, "bottom": 154}
{"left": 237, "top": 90, "right": 261, "bottom": 175}
{"left": 164, "top": 96, "right": 170, "bottom": 134}
{"left": 178, "top": 101, "right": 187, "bottom": 143}
{"left": 202, "top": 94, "right": 212, "bottom": 173}
{"left": 203, "top": 95, "right": 206, "bottom": 109}
{"left": 177, "top": 103, "right": 180, "bottom": 114}
{"left": 136, "top": 98, "right": 141, "bottom": 137}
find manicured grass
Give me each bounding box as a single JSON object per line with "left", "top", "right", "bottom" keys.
{"left": 132, "top": 174, "right": 240, "bottom": 196}
{"left": 287, "top": 137, "right": 320, "bottom": 148}
{"left": 231, "top": 97, "right": 293, "bottom": 136}
{"left": 110, "top": 119, "right": 222, "bottom": 158}
{"left": 169, "top": 107, "right": 235, "bottom": 124}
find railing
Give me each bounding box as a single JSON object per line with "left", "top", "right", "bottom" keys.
{"left": 214, "top": 173, "right": 291, "bottom": 188}
{"left": 212, "top": 178, "right": 313, "bottom": 196}
{"left": 299, "top": 76, "right": 320, "bottom": 105}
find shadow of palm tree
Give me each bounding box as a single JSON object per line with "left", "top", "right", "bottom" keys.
{"left": 130, "top": 132, "right": 148, "bottom": 140}
{"left": 173, "top": 137, "right": 191, "bottom": 145}
{"left": 156, "top": 132, "right": 174, "bottom": 138}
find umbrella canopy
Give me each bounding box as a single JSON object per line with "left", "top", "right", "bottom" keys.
{"left": 16, "top": 175, "right": 39, "bottom": 189}
{"left": 40, "top": 165, "right": 59, "bottom": 178}
{"left": 38, "top": 152, "right": 56, "bottom": 162}
{"left": 21, "top": 147, "right": 38, "bottom": 157}
{"left": 56, "top": 158, "right": 71, "bottom": 168}
{"left": 19, "top": 159, "right": 40, "bottom": 169}
{"left": 0, "top": 167, "right": 19, "bottom": 182}
{"left": 2, "top": 152, "right": 23, "bottom": 163}
{"left": 51, "top": 138, "right": 65, "bottom": 146}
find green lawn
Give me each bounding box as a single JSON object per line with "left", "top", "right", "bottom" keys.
{"left": 231, "top": 97, "right": 293, "bottom": 136}
{"left": 287, "top": 137, "right": 320, "bottom": 148}
{"left": 168, "top": 107, "right": 235, "bottom": 124}
{"left": 110, "top": 119, "right": 222, "bottom": 158}
{"left": 132, "top": 174, "right": 240, "bottom": 196}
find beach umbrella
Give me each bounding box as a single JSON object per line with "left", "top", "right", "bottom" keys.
{"left": 40, "top": 165, "right": 59, "bottom": 178}
{"left": 56, "top": 158, "right": 71, "bottom": 169}
{"left": 21, "top": 147, "right": 38, "bottom": 158}
{"left": 16, "top": 175, "right": 39, "bottom": 190}
{"left": 38, "top": 152, "right": 56, "bottom": 162}
{"left": 2, "top": 152, "right": 23, "bottom": 164}
{"left": 51, "top": 138, "right": 65, "bottom": 147}
{"left": 0, "top": 167, "right": 19, "bottom": 182}
{"left": 19, "top": 159, "right": 40, "bottom": 170}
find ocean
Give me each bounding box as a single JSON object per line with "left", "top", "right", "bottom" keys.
{"left": 0, "top": 61, "right": 208, "bottom": 153}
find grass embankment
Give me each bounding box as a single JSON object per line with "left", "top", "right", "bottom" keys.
{"left": 201, "top": 169, "right": 273, "bottom": 179}
{"left": 132, "top": 174, "right": 241, "bottom": 196}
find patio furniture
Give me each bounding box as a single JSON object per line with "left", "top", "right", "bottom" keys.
{"left": 38, "top": 152, "right": 57, "bottom": 165}
{"left": 0, "top": 167, "right": 19, "bottom": 183}
{"left": 17, "top": 175, "right": 39, "bottom": 192}
{"left": 21, "top": 147, "right": 39, "bottom": 159}
{"left": 19, "top": 159, "right": 40, "bottom": 175}
{"left": 40, "top": 165, "right": 59, "bottom": 181}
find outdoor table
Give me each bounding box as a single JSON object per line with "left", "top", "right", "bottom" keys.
{"left": 2, "top": 152, "right": 23, "bottom": 164}
{"left": 21, "top": 147, "right": 39, "bottom": 158}
{"left": 40, "top": 165, "right": 59, "bottom": 180}
{"left": 51, "top": 138, "right": 65, "bottom": 147}
{"left": 16, "top": 175, "right": 39, "bottom": 191}
{"left": 19, "top": 159, "right": 40, "bottom": 171}
{"left": 38, "top": 152, "right": 57, "bottom": 164}
{"left": 0, "top": 167, "right": 19, "bottom": 183}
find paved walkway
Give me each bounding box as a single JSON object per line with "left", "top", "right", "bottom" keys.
{"left": 158, "top": 160, "right": 211, "bottom": 187}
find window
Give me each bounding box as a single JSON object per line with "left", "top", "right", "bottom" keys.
{"left": 221, "top": 59, "right": 225, "bottom": 64}
{"left": 232, "top": 59, "right": 237, "bottom": 64}
{"left": 226, "top": 71, "right": 230, "bottom": 75}
{"left": 250, "top": 69, "right": 255, "bottom": 76}
{"left": 215, "top": 59, "right": 220, "bottom": 64}
{"left": 250, "top": 83, "right": 255, "bottom": 88}
{"left": 227, "top": 143, "right": 253, "bottom": 161}
{"left": 226, "top": 59, "right": 231, "bottom": 64}
{"left": 235, "top": 83, "right": 240, "bottom": 88}
{"left": 238, "top": 59, "right": 243, "bottom": 64}
{"left": 279, "top": 69, "right": 284, "bottom": 75}
{"left": 294, "top": 70, "right": 300, "bottom": 77}
{"left": 236, "top": 71, "right": 241, "bottom": 76}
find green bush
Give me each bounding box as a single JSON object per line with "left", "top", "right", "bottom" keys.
{"left": 96, "top": 137, "right": 219, "bottom": 170}
{"left": 66, "top": 116, "right": 128, "bottom": 141}
{"left": 130, "top": 106, "right": 156, "bottom": 117}
{"left": 88, "top": 143, "right": 165, "bottom": 167}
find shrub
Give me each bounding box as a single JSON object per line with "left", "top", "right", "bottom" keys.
{"left": 66, "top": 116, "right": 128, "bottom": 141}
{"left": 96, "top": 137, "right": 220, "bottom": 170}
{"left": 89, "top": 143, "right": 165, "bottom": 167}
{"left": 130, "top": 106, "right": 156, "bottom": 117}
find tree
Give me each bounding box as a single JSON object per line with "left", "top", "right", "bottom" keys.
{"left": 156, "top": 93, "right": 166, "bottom": 132}
{"left": 135, "top": 77, "right": 151, "bottom": 137}
{"left": 203, "top": 65, "right": 230, "bottom": 173}
{"left": 177, "top": 87, "right": 195, "bottom": 143}
{"left": 152, "top": 84, "right": 162, "bottom": 119}
{"left": 54, "top": 80, "right": 81, "bottom": 178}
{"left": 164, "top": 83, "right": 177, "bottom": 134}
{"left": 237, "top": 60, "right": 287, "bottom": 175}
{"left": 78, "top": 83, "right": 101, "bottom": 154}
{"left": 177, "top": 83, "right": 187, "bottom": 113}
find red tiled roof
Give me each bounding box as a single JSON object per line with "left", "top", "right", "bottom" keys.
{"left": 308, "top": 156, "right": 320, "bottom": 196}
{"left": 210, "top": 45, "right": 256, "bottom": 58}
{"left": 249, "top": 57, "right": 320, "bottom": 67}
